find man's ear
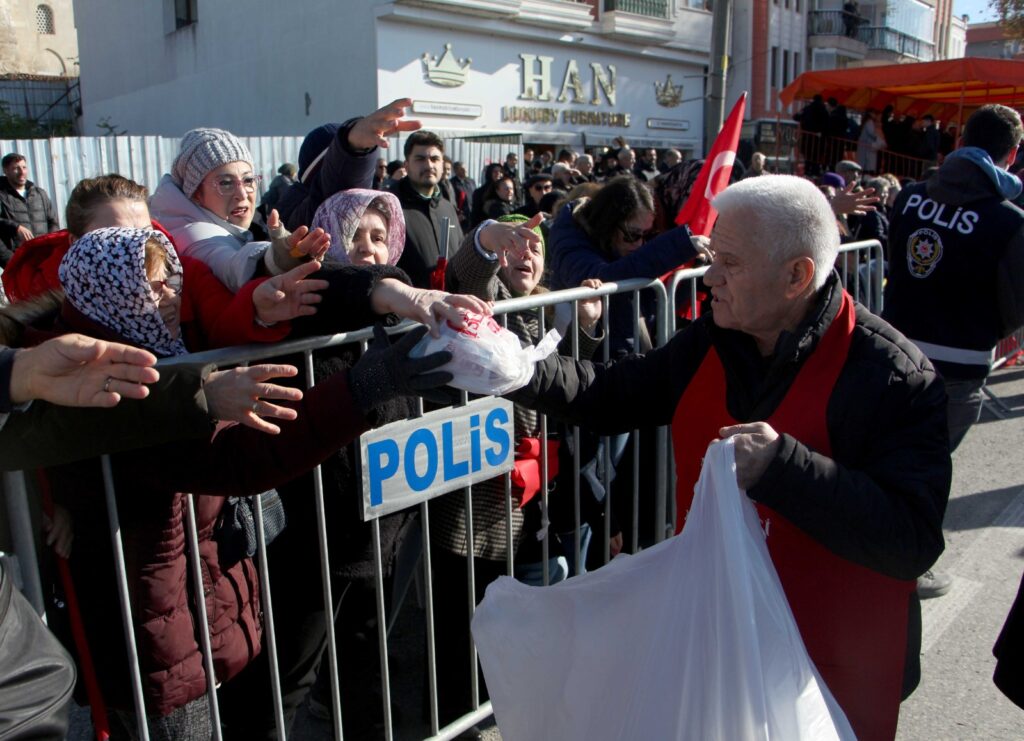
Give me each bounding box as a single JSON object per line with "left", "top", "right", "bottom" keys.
{"left": 786, "top": 256, "right": 816, "bottom": 298}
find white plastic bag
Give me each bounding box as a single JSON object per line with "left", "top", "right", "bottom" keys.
{"left": 410, "top": 311, "right": 560, "bottom": 396}
{"left": 472, "top": 438, "right": 855, "bottom": 741}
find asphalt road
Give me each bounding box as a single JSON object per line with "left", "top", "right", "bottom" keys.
{"left": 896, "top": 363, "right": 1024, "bottom": 740}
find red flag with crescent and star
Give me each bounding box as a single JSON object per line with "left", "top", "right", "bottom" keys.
{"left": 674, "top": 92, "right": 747, "bottom": 236}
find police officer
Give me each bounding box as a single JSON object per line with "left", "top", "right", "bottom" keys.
{"left": 883, "top": 104, "right": 1024, "bottom": 598}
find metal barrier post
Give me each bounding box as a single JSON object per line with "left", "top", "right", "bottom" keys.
{"left": 183, "top": 494, "right": 223, "bottom": 740}
{"left": 252, "top": 494, "right": 287, "bottom": 740}
{"left": 3, "top": 471, "right": 44, "bottom": 615}
{"left": 537, "top": 308, "right": 551, "bottom": 587}
{"left": 631, "top": 290, "right": 641, "bottom": 553}
{"left": 371, "top": 520, "right": 394, "bottom": 740}
{"left": 652, "top": 279, "right": 672, "bottom": 544}
{"left": 100, "top": 455, "right": 150, "bottom": 741}
{"left": 303, "top": 349, "right": 345, "bottom": 741}
{"left": 570, "top": 298, "right": 583, "bottom": 574}
{"left": 601, "top": 295, "right": 612, "bottom": 564}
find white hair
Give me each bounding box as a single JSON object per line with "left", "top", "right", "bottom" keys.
{"left": 576, "top": 154, "right": 594, "bottom": 166}
{"left": 712, "top": 175, "right": 839, "bottom": 290}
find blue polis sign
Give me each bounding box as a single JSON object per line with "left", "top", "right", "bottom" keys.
{"left": 359, "top": 398, "right": 516, "bottom": 520}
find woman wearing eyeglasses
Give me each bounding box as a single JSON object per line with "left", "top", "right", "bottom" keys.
{"left": 36, "top": 225, "right": 453, "bottom": 740}
{"left": 150, "top": 128, "right": 329, "bottom": 293}
{"left": 548, "top": 175, "right": 699, "bottom": 356}
{"left": 546, "top": 175, "right": 702, "bottom": 560}
{"left": 151, "top": 128, "right": 485, "bottom": 340}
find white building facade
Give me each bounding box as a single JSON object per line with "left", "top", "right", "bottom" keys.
{"left": 74, "top": 0, "right": 713, "bottom": 155}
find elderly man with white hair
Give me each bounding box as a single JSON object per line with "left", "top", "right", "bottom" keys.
{"left": 505, "top": 174, "right": 950, "bottom": 740}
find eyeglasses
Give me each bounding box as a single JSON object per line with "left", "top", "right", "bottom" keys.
{"left": 618, "top": 225, "right": 645, "bottom": 244}
{"left": 149, "top": 273, "right": 183, "bottom": 298}
{"left": 531, "top": 183, "right": 553, "bottom": 193}
{"left": 213, "top": 175, "right": 261, "bottom": 196}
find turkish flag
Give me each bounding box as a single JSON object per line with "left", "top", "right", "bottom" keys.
{"left": 674, "top": 92, "right": 747, "bottom": 235}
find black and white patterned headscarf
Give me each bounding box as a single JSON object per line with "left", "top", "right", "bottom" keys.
{"left": 58, "top": 227, "right": 188, "bottom": 357}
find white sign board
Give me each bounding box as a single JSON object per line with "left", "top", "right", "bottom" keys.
{"left": 376, "top": 20, "right": 703, "bottom": 149}
{"left": 360, "top": 398, "right": 516, "bottom": 520}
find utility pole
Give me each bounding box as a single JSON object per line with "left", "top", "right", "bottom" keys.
{"left": 704, "top": 0, "right": 734, "bottom": 154}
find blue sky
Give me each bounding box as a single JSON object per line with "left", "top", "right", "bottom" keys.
{"left": 953, "top": 0, "right": 999, "bottom": 23}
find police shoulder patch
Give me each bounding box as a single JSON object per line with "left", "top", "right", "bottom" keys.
{"left": 906, "top": 227, "right": 943, "bottom": 278}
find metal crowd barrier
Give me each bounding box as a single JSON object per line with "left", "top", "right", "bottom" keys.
{"left": 7, "top": 240, "right": 885, "bottom": 741}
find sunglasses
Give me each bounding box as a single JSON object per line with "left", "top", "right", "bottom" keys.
{"left": 618, "top": 225, "right": 645, "bottom": 243}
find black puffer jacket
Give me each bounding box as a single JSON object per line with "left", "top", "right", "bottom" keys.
{"left": 511, "top": 273, "right": 950, "bottom": 581}
{"left": 0, "top": 180, "right": 59, "bottom": 265}
{"left": 395, "top": 177, "right": 464, "bottom": 288}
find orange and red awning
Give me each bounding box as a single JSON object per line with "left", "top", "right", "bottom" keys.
{"left": 779, "top": 58, "right": 1024, "bottom": 123}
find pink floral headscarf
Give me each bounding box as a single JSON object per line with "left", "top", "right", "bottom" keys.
{"left": 311, "top": 188, "right": 405, "bottom": 266}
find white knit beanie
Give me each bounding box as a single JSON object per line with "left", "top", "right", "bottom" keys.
{"left": 172, "top": 128, "right": 254, "bottom": 198}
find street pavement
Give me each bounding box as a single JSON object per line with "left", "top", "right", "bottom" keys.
{"left": 69, "top": 364, "right": 1024, "bottom": 740}
{"left": 896, "top": 363, "right": 1024, "bottom": 739}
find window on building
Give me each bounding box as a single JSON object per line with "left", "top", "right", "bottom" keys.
{"left": 783, "top": 50, "right": 790, "bottom": 86}
{"left": 175, "top": 0, "right": 197, "bottom": 29}
{"left": 794, "top": 52, "right": 801, "bottom": 79}
{"left": 785, "top": 0, "right": 790, "bottom": 9}
{"left": 771, "top": 47, "right": 778, "bottom": 88}
{"left": 35, "top": 4, "right": 54, "bottom": 35}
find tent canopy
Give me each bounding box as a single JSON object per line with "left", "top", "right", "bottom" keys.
{"left": 779, "top": 58, "right": 1024, "bottom": 122}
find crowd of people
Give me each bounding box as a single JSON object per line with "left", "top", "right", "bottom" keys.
{"left": 796, "top": 95, "right": 960, "bottom": 179}
{"left": 0, "top": 98, "right": 1021, "bottom": 741}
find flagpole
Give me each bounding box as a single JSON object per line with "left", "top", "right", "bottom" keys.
{"left": 705, "top": 0, "right": 734, "bottom": 153}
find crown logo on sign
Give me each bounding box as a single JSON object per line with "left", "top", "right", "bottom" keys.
{"left": 422, "top": 44, "right": 471, "bottom": 88}
{"left": 654, "top": 74, "right": 683, "bottom": 108}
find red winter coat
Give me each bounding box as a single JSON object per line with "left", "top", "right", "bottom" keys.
{"left": 2, "top": 225, "right": 290, "bottom": 348}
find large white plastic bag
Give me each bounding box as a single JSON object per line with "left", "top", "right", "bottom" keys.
{"left": 410, "top": 311, "right": 560, "bottom": 396}
{"left": 471, "top": 438, "right": 855, "bottom": 741}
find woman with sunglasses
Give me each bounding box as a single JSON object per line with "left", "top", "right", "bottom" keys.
{"left": 548, "top": 175, "right": 699, "bottom": 357}
{"left": 546, "top": 175, "right": 701, "bottom": 559}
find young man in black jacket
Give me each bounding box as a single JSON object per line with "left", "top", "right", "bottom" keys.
{"left": 396, "top": 131, "right": 464, "bottom": 288}
{"left": 0, "top": 153, "right": 59, "bottom": 266}
{"left": 505, "top": 174, "right": 950, "bottom": 741}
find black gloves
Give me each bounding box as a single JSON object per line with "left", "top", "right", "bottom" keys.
{"left": 349, "top": 324, "right": 454, "bottom": 414}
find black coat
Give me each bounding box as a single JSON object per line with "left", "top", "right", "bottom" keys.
{"left": 994, "top": 570, "right": 1024, "bottom": 709}
{"left": 276, "top": 119, "right": 376, "bottom": 233}
{"left": 512, "top": 275, "right": 949, "bottom": 580}
{"left": 511, "top": 274, "right": 951, "bottom": 688}
{"left": 395, "top": 177, "right": 464, "bottom": 288}
{"left": 0, "top": 180, "right": 59, "bottom": 265}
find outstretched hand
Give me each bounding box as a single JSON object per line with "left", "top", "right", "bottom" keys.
{"left": 252, "top": 260, "right": 330, "bottom": 325}
{"left": 204, "top": 364, "right": 304, "bottom": 435}
{"left": 9, "top": 333, "right": 160, "bottom": 408}
{"left": 830, "top": 183, "right": 879, "bottom": 216}
{"left": 350, "top": 98, "right": 423, "bottom": 150}
{"left": 479, "top": 213, "right": 544, "bottom": 268}
{"left": 267, "top": 209, "right": 331, "bottom": 262}
{"left": 371, "top": 278, "right": 492, "bottom": 337}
